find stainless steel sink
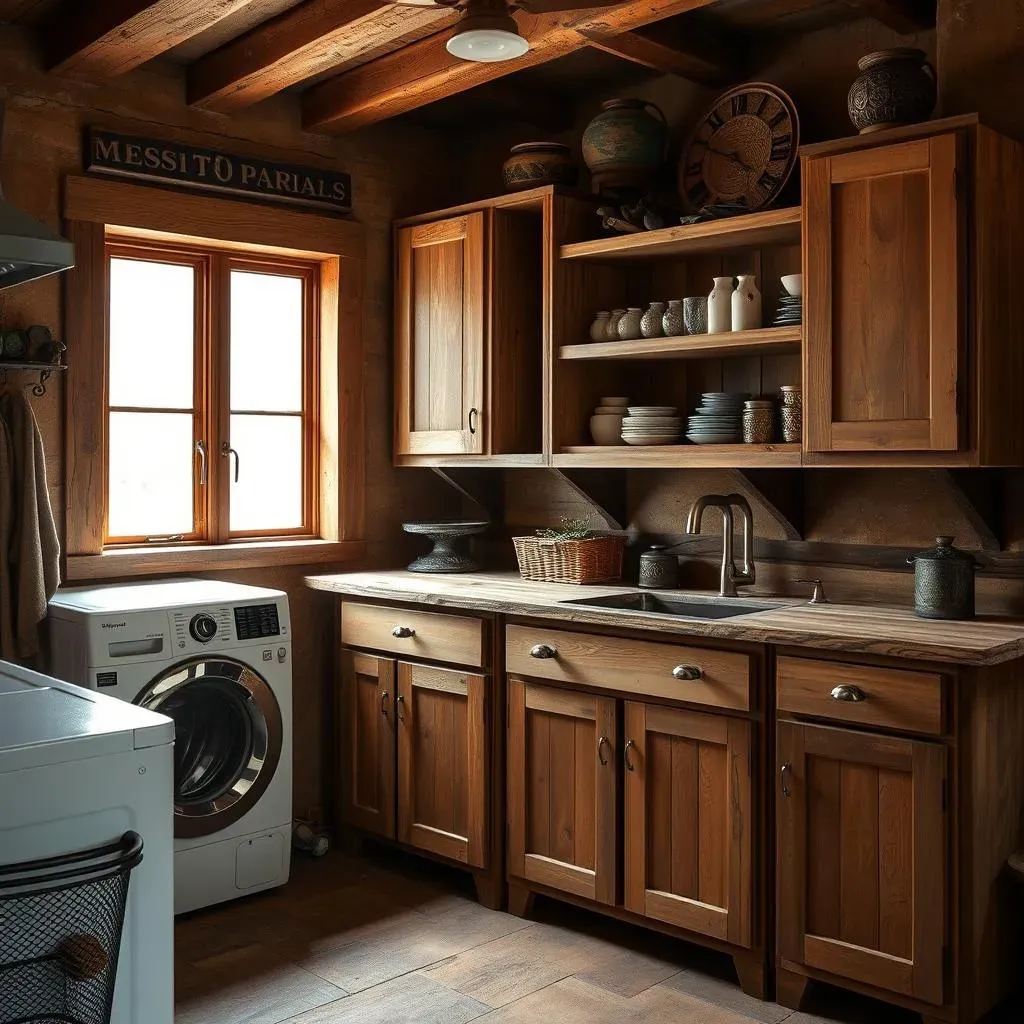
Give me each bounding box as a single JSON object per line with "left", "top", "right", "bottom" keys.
{"left": 561, "top": 593, "right": 781, "bottom": 620}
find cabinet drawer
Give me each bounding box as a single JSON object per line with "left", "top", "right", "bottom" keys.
{"left": 506, "top": 624, "right": 750, "bottom": 711}
{"left": 776, "top": 656, "right": 943, "bottom": 736}
{"left": 341, "top": 601, "right": 484, "bottom": 668}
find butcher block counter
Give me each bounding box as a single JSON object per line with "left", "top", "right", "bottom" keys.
{"left": 305, "top": 569, "right": 1024, "bottom": 666}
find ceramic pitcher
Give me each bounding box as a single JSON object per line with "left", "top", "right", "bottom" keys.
{"left": 708, "top": 277, "right": 733, "bottom": 334}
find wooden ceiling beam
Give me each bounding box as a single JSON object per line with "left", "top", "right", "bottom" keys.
{"left": 581, "top": 24, "right": 740, "bottom": 86}
{"left": 844, "top": 0, "right": 935, "bottom": 32}
{"left": 301, "top": 0, "right": 720, "bottom": 133}
{"left": 45, "top": 0, "right": 265, "bottom": 77}
{"left": 188, "top": 0, "right": 454, "bottom": 111}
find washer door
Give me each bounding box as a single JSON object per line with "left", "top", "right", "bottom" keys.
{"left": 137, "top": 658, "right": 283, "bottom": 840}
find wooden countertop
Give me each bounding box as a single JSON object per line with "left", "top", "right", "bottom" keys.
{"left": 304, "top": 570, "right": 1024, "bottom": 666}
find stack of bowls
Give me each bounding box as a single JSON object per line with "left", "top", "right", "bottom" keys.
{"left": 686, "top": 392, "right": 749, "bottom": 445}
{"left": 621, "top": 406, "right": 682, "bottom": 446}
{"left": 774, "top": 274, "right": 803, "bottom": 327}
{"left": 589, "top": 396, "right": 629, "bottom": 445}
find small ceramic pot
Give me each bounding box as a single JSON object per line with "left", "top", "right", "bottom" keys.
{"left": 502, "top": 142, "right": 578, "bottom": 192}
{"left": 582, "top": 98, "right": 669, "bottom": 189}
{"left": 780, "top": 404, "right": 802, "bottom": 443}
{"left": 780, "top": 384, "right": 802, "bottom": 409}
{"left": 641, "top": 302, "right": 666, "bottom": 339}
{"left": 617, "top": 307, "right": 644, "bottom": 341}
{"left": 605, "top": 309, "right": 626, "bottom": 341}
{"left": 683, "top": 296, "right": 708, "bottom": 336}
{"left": 590, "top": 311, "right": 611, "bottom": 342}
{"left": 639, "top": 545, "right": 678, "bottom": 589}
{"left": 590, "top": 413, "right": 625, "bottom": 445}
{"left": 742, "top": 401, "right": 775, "bottom": 444}
{"left": 848, "top": 48, "right": 936, "bottom": 134}
{"left": 663, "top": 300, "right": 684, "bottom": 337}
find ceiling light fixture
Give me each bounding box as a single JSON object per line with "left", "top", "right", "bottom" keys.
{"left": 446, "top": 0, "right": 530, "bottom": 63}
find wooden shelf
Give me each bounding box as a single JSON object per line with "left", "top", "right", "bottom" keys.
{"left": 554, "top": 443, "right": 802, "bottom": 469}
{"left": 560, "top": 326, "right": 801, "bottom": 362}
{"left": 559, "top": 207, "right": 802, "bottom": 262}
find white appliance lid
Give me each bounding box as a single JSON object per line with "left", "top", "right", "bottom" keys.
{"left": 0, "top": 662, "right": 173, "bottom": 773}
{"left": 48, "top": 578, "right": 286, "bottom": 614}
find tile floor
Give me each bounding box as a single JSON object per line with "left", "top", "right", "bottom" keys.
{"left": 174, "top": 847, "right": 1010, "bottom": 1024}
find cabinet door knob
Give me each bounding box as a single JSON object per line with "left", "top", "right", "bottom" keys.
{"left": 781, "top": 762, "right": 792, "bottom": 798}
{"left": 380, "top": 691, "right": 390, "bottom": 716}
{"left": 623, "top": 738, "right": 637, "bottom": 772}
{"left": 530, "top": 644, "right": 558, "bottom": 660}
{"left": 392, "top": 626, "right": 415, "bottom": 639}
{"left": 830, "top": 684, "right": 867, "bottom": 702}
{"left": 597, "top": 735, "right": 609, "bottom": 766}
{"left": 672, "top": 665, "right": 703, "bottom": 681}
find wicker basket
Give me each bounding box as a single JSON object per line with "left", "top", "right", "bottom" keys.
{"left": 513, "top": 534, "right": 626, "bottom": 585}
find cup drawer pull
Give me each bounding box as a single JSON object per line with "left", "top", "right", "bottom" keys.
{"left": 673, "top": 665, "right": 703, "bottom": 681}
{"left": 831, "top": 684, "right": 867, "bottom": 702}
{"left": 530, "top": 644, "right": 558, "bottom": 660}
{"left": 392, "top": 626, "right": 416, "bottom": 639}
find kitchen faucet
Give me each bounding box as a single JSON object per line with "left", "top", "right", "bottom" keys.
{"left": 685, "top": 493, "right": 756, "bottom": 598}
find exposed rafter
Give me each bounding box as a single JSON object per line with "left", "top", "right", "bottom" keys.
{"left": 302, "top": 0, "right": 720, "bottom": 133}
{"left": 580, "top": 24, "right": 740, "bottom": 86}
{"left": 188, "top": 0, "right": 455, "bottom": 111}
{"left": 45, "top": 0, "right": 264, "bottom": 76}
{"left": 844, "top": 0, "right": 935, "bottom": 33}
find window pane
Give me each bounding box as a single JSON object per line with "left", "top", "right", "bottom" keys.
{"left": 109, "top": 258, "right": 194, "bottom": 409}
{"left": 108, "top": 412, "right": 194, "bottom": 538}
{"left": 229, "top": 414, "right": 303, "bottom": 533}
{"left": 231, "top": 271, "right": 303, "bottom": 412}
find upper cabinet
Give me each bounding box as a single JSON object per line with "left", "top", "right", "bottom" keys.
{"left": 395, "top": 213, "right": 486, "bottom": 458}
{"left": 802, "top": 118, "right": 1024, "bottom": 465}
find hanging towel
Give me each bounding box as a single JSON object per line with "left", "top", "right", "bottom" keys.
{"left": 0, "top": 390, "right": 60, "bottom": 660}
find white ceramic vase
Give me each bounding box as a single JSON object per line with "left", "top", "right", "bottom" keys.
{"left": 708, "top": 277, "right": 733, "bottom": 334}
{"left": 731, "top": 274, "right": 762, "bottom": 332}
{"left": 590, "top": 311, "right": 611, "bottom": 342}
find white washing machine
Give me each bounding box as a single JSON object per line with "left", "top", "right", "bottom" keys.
{"left": 47, "top": 580, "right": 293, "bottom": 915}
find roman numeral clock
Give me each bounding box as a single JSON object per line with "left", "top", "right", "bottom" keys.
{"left": 680, "top": 83, "right": 800, "bottom": 212}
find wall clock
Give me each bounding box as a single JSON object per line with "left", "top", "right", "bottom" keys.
{"left": 679, "top": 83, "right": 800, "bottom": 213}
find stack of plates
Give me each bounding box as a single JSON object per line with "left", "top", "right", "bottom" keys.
{"left": 622, "top": 406, "right": 682, "bottom": 446}
{"left": 773, "top": 294, "right": 802, "bottom": 327}
{"left": 686, "top": 392, "right": 748, "bottom": 444}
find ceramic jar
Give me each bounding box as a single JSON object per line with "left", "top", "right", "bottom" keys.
{"left": 606, "top": 309, "right": 626, "bottom": 341}
{"left": 639, "top": 545, "right": 678, "bottom": 589}
{"left": 848, "top": 48, "right": 936, "bottom": 134}
{"left": 590, "top": 311, "right": 611, "bottom": 342}
{"left": 581, "top": 98, "right": 669, "bottom": 189}
{"left": 617, "top": 307, "right": 644, "bottom": 341}
{"left": 779, "top": 384, "right": 802, "bottom": 442}
{"left": 708, "top": 277, "right": 733, "bottom": 334}
{"left": 683, "top": 296, "right": 708, "bottom": 336}
{"left": 641, "top": 302, "right": 666, "bottom": 339}
{"left": 662, "top": 300, "right": 684, "bottom": 337}
{"left": 502, "top": 142, "right": 578, "bottom": 192}
{"left": 732, "top": 275, "right": 762, "bottom": 332}
{"left": 742, "top": 400, "right": 775, "bottom": 444}
{"left": 907, "top": 536, "right": 978, "bottom": 620}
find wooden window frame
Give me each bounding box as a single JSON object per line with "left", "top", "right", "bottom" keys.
{"left": 63, "top": 174, "right": 367, "bottom": 579}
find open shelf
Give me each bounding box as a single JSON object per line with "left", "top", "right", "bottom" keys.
{"left": 559, "top": 207, "right": 802, "bottom": 262}
{"left": 554, "top": 443, "right": 802, "bottom": 469}
{"left": 560, "top": 326, "right": 801, "bottom": 362}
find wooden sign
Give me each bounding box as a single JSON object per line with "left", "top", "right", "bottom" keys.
{"left": 85, "top": 129, "right": 352, "bottom": 214}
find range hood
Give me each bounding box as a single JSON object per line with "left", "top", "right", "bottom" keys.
{"left": 0, "top": 102, "right": 74, "bottom": 290}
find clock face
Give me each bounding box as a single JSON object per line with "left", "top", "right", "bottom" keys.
{"left": 680, "top": 84, "right": 800, "bottom": 213}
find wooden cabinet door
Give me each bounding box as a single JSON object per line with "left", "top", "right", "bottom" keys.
{"left": 339, "top": 650, "right": 395, "bottom": 838}
{"left": 803, "top": 134, "right": 961, "bottom": 452}
{"left": 508, "top": 678, "right": 617, "bottom": 904}
{"left": 777, "top": 722, "right": 946, "bottom": 1006}
{"left": 396, "top": 662, "right": 487, "bottom": 868}
{"left": 395, "top": 213, "right": 485, "bottom": 457}
{"left": 624, "top": 702, "right": 752, "bottom": 947}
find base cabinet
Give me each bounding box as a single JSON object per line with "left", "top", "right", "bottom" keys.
{"left": 624, "top": 702, "right": 753, "bottom": 947}
{"left": 777, "top": 720, "right": 947, "bottom": 1007}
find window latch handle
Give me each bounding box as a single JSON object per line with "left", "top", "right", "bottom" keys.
{"left": 195, "top": 440, "right": 208, "bottom": 486}
{"left": 221, "top": 442, "right": 240, "bottom": 483}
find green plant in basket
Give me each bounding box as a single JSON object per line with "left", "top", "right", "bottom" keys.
{"left": 536, "top": 517, "right": 593, "bottom": 541}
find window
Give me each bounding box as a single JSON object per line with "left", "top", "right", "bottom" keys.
{"left": 104, "top": 240, "right": 319, "bottom": 546}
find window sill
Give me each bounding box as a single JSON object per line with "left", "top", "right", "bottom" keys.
{"left": 65, "top": 539, "right": 367, "bottom": 582}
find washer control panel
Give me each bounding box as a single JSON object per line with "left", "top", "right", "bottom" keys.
{"left": 171, "top": 607, "right": 233, "bottom": 651}
{"left": 234, "top": 603, "right": 281, "bottom": 641}
{"left": 188, "top": 613, "right": 219, "bottom": 643}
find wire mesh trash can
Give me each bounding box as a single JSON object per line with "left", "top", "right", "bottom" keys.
{"left": 0, "top": 831, "right": 143, "bottom": 1024}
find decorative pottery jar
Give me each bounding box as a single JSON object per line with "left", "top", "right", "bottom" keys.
{"left": 605, "top": 309, "right": 626, "bottom": 341}
{"left": 708, "top": 277, "right": 733, "bottom": 334}
{"left": 641, "top": 302, "right": 666, "bottom": 339}
{"left": 502, "top": 142, "right": 578, "bottom": 192}
{"left": 731, "top": 274, "right": 762, "bottom": 332}
{"left": 639, "top": 545, "right": 678, "bottom": 589}
{"left": 589, "top": 311, "right": 611, "bottom": 342}
{"left": 683, "top": 296, "right": 708, "bottom": 336}
{"left": 582, "top": 98, "right": 668, "bottom": 189}
{"left": 617, "top": 307, "right": 644, "bottom": 341}
{"left": 848, "top": 48, "right": 936, "bottom": 134}
{"left": 663, "top": 300, "right": 684, "bottom": 337}
{"left": 907, "top": 536, "right": 979, "bottom": 620}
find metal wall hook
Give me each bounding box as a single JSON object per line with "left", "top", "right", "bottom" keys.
{"left": 0, "top": 363, "right": 60, "bottom": 397}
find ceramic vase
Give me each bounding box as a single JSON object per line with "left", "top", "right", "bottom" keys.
{"left": 683, "top": 296, "right": 708, "bottom": 336}
{"left": 581, "top": 98, "right": 669, "bottom": 190}
{"left": 502, "top": 142, "right": 578, "bottom": 193}
{"left": 640, "top": 302, "right": 666, "bottom": 339}
{"left": 848, "top": 48, "right": 936, "bottom": 134}
{"left": 708, "top": 277, "right": 733, "bottom": 334}
{"left": 662, "top": 300, "right": 684, "bottom": 337}
{"left": 617, "top": 307, "right": 644, "bottom": 341}
{"left": 731, "top": 275, "right": 762, "bottom": 332}
{"left": 605, "top": 309, "right": 626, "bottom": 341}
{"left": 590, "top": 311, "right": 611, "bottom": 342}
